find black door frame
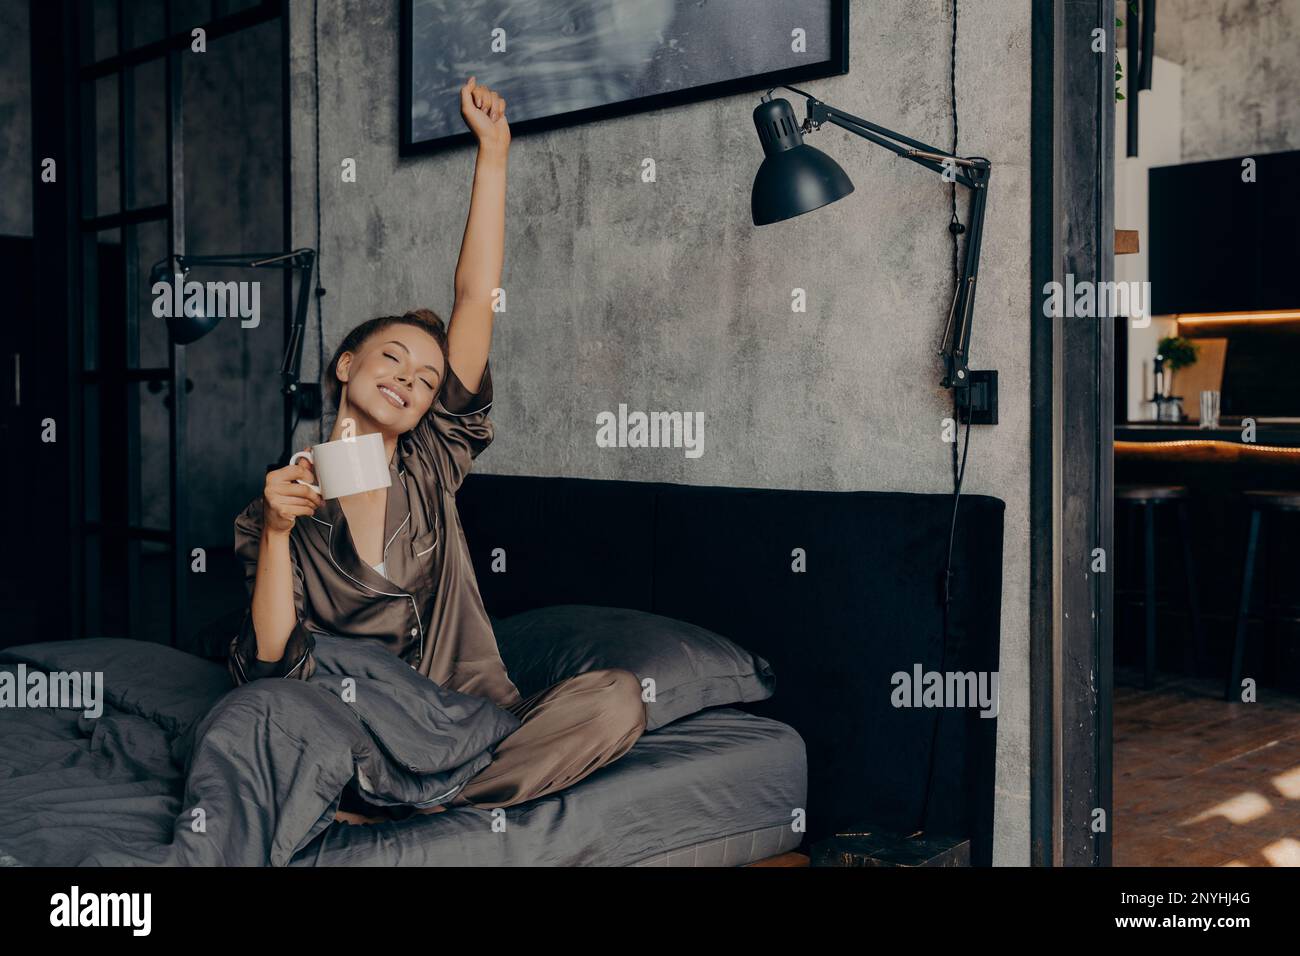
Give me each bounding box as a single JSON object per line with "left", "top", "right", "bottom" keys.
{"left": 26, "top": 0, "right": 81, "bottom": 650}
{"left": 1030, "top": 0, "right": 1116, "bottom": 866}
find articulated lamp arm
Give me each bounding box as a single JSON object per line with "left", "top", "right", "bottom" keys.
{"left": 764, "top": 87, "right": 992, "bottom": 398}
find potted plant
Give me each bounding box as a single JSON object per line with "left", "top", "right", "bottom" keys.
{"left": 1153, "top": 335, "right": 1199, "bottom": 421}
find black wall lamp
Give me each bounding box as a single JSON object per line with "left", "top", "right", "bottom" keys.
{"left": 750, "top": 87, "right": 996, "bottom": 424}
{"left": 147, "top": 249, "right": 321, "bottom": 465}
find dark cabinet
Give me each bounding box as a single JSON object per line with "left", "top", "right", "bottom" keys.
{"left": 1149, "top": 150, "right": 1300, "bottom": 316}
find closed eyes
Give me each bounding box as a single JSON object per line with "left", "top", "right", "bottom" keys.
{"left": 382, "top": 352, "right": 434, "bottom": 391}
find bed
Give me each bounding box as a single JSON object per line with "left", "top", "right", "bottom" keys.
{"left": 292, "top": 706, "right": 804, "bottom": 867}
{"left": 0, "top": 646, "right": 804, "bottom": 867}
{"left": 0, "top": 471, "right": 1002, "bottom": 866}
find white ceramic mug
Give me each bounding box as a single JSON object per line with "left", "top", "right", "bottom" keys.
{"left": 289, "top": 432, "right": 392, "bottom": 499}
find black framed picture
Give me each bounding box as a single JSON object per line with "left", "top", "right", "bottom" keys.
{"left": 400, "top": 0, "right": 849, "bottom": 157}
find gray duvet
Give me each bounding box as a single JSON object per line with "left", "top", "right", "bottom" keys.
{"left": 0, "top": 637, "right": 808, "bottom": 867}
{"left": 0, "top": 637, "right": 519, "bottom": 866}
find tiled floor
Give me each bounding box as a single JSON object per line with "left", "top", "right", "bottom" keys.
{"left": 1114, "top": 670, "right": 1300, "bottom": 866}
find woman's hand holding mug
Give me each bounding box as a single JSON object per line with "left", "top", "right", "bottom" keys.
{"left": 262, "top": 452, "right": 323, "bottom": 536}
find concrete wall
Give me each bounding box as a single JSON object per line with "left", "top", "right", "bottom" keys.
{"left": 1156, "top": 0, "right": 1300, "bottom": 161}
{"left": 0, "top": 0, "right": 31, "bottom": 237}
{"left": 176, "top": 21, "right": 286, "bottom": 550}
{"left": 289, "top": 0, "right": 1033, "bottom": 863}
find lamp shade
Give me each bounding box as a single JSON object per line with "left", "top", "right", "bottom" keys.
{"left": 149, "top": 260, "right": 221, "bottom": 344}
{"left": 751, "top": 97, "right": 854, "bottom": 225}
{"left": 166, "top": 310, "right": 222, "bottom": 346}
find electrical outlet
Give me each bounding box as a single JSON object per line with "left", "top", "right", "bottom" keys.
{"left": 958, "top": 370, "right": 998, "bottom": 425}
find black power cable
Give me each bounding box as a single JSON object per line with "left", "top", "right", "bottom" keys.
{"left": 916, "top": 0, "right": 975, "bottom": 838}
{"left": 313, "top": 0, "right": 326, "bottom": 444}
{"left": 947, "top": 0, "right": 961, "bottom": 290}
{"left": 942, "top": 0, "right": 972, "bottom": 630}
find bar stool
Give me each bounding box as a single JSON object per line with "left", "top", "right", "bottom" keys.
{"left": 1115, "top": 485, "right": 1206, "bottom": 689}
{"left": 1225, "top": 490, "right": 1300, "bottom": 701}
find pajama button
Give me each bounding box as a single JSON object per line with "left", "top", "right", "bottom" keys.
{"left": 410, "top": 627, "right": 418, "bottom": 637}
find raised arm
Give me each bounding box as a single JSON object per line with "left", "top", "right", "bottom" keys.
{"left": 447, "top": 77, "right": 510, "bottom": 395}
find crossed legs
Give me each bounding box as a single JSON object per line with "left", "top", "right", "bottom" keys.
{"left": 445, "top": 666, "right": 646, "bottom": 809}
{"left": 335, "top": 667, "right": 646, "bottom": 823}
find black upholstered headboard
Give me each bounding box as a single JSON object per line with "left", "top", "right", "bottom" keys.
{"left": 457, "top": 473, "right": 1004, "bottom": 865}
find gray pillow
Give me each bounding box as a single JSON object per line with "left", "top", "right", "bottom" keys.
{"left": 492, "top": 604, "right": 775, "bottom": 731}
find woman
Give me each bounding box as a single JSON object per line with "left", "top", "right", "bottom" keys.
{"left": 227, "top": 78, "right": 646, "bottom": 824}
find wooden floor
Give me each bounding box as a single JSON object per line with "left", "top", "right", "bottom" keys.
{"left": 1114, "top": 669, "right": 1300, "bottom": 866}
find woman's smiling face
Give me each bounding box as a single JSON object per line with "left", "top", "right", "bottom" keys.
{"left": 335, "top": 323, "right": 445, "bottom": 434}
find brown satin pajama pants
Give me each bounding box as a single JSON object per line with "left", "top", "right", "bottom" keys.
{"left": 341, "top": 667, "right": 646, "bottom": 819}
{"left": 449, "top": 667, "right": 647, "bottom": 809}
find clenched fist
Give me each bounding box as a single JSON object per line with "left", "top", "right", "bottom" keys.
{"left": 460, "top": 76, "right": 510, "bottom": 153}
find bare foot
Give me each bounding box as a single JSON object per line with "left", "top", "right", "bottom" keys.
{"left": 334, "top": 809, "right": 387, "bottom": 825}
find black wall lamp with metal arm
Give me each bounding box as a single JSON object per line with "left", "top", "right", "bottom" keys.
{"left": 749, "top": 86, "right": 997, "bottom": 424}
{"left": 147, "top": 248, "right": 321, "bottom": 467}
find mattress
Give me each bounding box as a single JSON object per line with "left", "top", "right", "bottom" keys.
{"left": 290, "top": 707, "right": 808, "bottom": 867}
{"left": 0, "top": 648, "right": 806, "bottom": 866}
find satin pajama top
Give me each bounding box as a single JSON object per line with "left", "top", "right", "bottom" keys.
{"left": 226, "top": 359, "right": 524, "bottom": 712}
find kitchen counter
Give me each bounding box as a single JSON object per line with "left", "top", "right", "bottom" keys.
{"left": 1117, "top": 422, "right": 1300, "bottom": 447}
{"left": 1115, "top": 424, "right": 1300, "bottom": 491}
